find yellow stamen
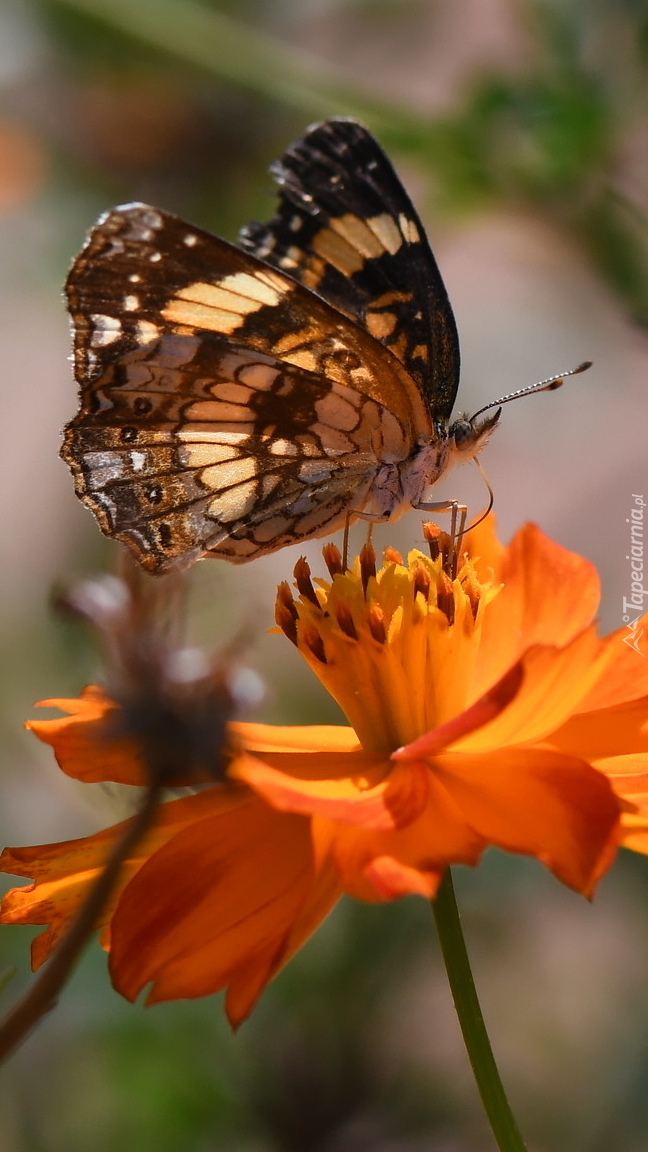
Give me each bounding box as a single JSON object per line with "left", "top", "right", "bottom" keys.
{"left": 275, "top": 538, "right": 497, "bottom": 753}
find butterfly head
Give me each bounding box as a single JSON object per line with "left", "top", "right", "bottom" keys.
{"left": 448, "top": 408, "right": 501, "bottom": 464}
{"left": 447, "top": 360, "right": 592, "bottom": 468}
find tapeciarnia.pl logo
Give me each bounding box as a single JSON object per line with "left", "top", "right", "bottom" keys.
{"left": 622, "top": 494, "right": 646, "bottom": 656}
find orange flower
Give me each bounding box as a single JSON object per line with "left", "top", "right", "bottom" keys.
{"left": 3, "top": 519, "right": 645, "bottom": 1027}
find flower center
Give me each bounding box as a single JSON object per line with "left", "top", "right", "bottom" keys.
{"left": 275, "top": 530, "right": 495, "bottom": 753}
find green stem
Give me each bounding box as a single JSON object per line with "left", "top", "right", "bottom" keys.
{"left": 432, "top": 869, "right": 529, "bottom": 1152}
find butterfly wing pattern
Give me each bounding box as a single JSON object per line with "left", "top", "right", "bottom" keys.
{"left": 239, "top": 117, "right": 459, "bottom": 418}
{"left": 62, "top": 118, "right": 468, "bottom": 572}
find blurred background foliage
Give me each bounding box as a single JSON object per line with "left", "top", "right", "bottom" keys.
{"left": 2, "top": 0, "right": 648, "bottom": 1149}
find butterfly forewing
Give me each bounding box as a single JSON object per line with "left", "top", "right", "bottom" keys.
{"left": 239, "top": 117, "right": 460, "bottom": 421}
{"left": 63, "top": 198, "right": 432, "bottom": 570}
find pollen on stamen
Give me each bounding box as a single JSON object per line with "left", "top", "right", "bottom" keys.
{"left": 294, "top": 557, "right": 320, "bottom": 607}
{"left": 367, "top": 603, "right": 386, "bottom": 644}
{"left": 275, "top": 582, "right": 298, "bottom": 644}
{"left": 303, "top": 626, "right": 327, "bottom": 664}
{"left": 335, "top": 601, "right": 358, "bottom": 640}
{"left": 323, "top": 543, "right": 345, "bottom": 578}
{"left": 359, "top": 542, "right": 377, "bottom": 597}
{"left": 383, "top": 546, "right": 403, "bottom": 565}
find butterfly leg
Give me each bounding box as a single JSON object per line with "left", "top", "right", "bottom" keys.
{"left": 342, "top": 510, "right": 390, "bottom": 570}
{"left": 414, "top": 498, "right": 467, "bottom": 539}
{"left": 413, "top": 498, "right": 468, "bottom": 575}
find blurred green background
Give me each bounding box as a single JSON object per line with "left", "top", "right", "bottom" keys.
{"left": 2, "top": 0, "right": 648, "bottom": 1148}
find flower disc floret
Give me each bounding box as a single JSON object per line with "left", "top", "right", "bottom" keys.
{"left": 275, "top": 541, "right": 499, "bottom": 752}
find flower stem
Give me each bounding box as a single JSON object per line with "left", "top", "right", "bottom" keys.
{"left": 432, "top": 869, "right": 529, "bottom": 1152}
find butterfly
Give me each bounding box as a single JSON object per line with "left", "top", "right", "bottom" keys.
{"left": 61, "top": 118, "right": 508, "bottom": 572}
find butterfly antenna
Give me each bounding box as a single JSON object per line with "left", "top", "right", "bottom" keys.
{"left": 468, "top": 360, "right": 592, "bottom": 423}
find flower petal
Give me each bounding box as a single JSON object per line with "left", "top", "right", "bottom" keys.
{"left": 573, "top": 614, "right": 648, "bottom": 711}
{"left": 363, "top": 855, "right": 444, "bottom": 900}
{"left": 464, "top": 512, "right": 506, "bottom": 583}
{"left": 108, "top": 797, "right": 340, "bottom": 1025}
{"left": 595, "top": 753, "right": 648, "bottom": 785}
{"left": 234, "top": 753, "right": 427, "bottom": 831}
{"left": 231, "top": 722, "right": 360, "bottom": 754}
{"left": 26, "top": 687, "right": 147, "bottom": 786}
{"left": 548, "top": 696, "right": 648, "bottom": 761}
{"left": 314, "top": 772, "right": 487, "bottom": 903}
{"left": 0, "top": 785, "right": 250, "bottom": 968}
{"left": 459, "top": 629, "right": 606, "bottom": 752}
{"left": 433, "top": 747, "right": 620, "bottom": 895}
{"left": 393, "top": 663, "right": 524, "bottom": 760}
{"left": 472, "top": 523, "right": 601, "bottom": 697}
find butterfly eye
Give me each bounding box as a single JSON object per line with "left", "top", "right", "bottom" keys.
{"left": 450, "top": 419, "right": 475, "bottom": 451}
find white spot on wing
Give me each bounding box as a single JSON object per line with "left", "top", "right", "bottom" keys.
{"left": 141, "top": 209, "right": 162, "bottom": 229}
{"left": 90, "top": 314, "right": 121, "bottom": 346}
{"left": 398, "top": 214, "right": 420, "bottom": 243}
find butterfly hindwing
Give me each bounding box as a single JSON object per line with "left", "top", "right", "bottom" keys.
{"left": 239, "top": 118, "right": 460, "bottom": 422}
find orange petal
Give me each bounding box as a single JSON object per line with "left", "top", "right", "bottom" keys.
{"left": 393, "top": 663, "right": 524, "bottom": 760}
{"left": 433, "top": 747, "right": 620, "bottom": 895}
{"left": 595, "top": 753, "right": 648, "bottom": 785}
{"left": 224, "top": 857, "right": 341, "bottom": 1025}
{"left": 548, "top": 696, "right": 648, "bottom": 762}
{"left": 26, "top": 687, "right": 148, "bottom": 786}
{"left": 574, "top": 615, "right": 648, "bottom": 711}
{"left": 596, "top": 754, "right": 648, "bottom": 834}
{"left": 234, "top": 753, "right": 427, "bottom": 831}
{"left": 234, "top": 748, "right": 384, "bottom": 783}
{"left": 620, "top": 815, "right": 648, "bottom": 855}
{"left": 362, "top": 856, "right": 443, "bottom": 900}
{"left": 0, "top": 784, "right": 251, "bottom": 968}
{"left": 315, "top": 772, "right": 487, "bottom": 903}
{"left": 108, "top": 798, "right": 340, "bottom": 1024}
{"left": 464, "top": 512, "right": 506, "bottom": 583}
{"left": 231, "top": 722, "right": 360, "bottom": 753}
{"left": 459, "top": 629, "right": 606, "bottom": 752}
{"left": 473, "top": 523, "right": 601, "bottom": 697}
